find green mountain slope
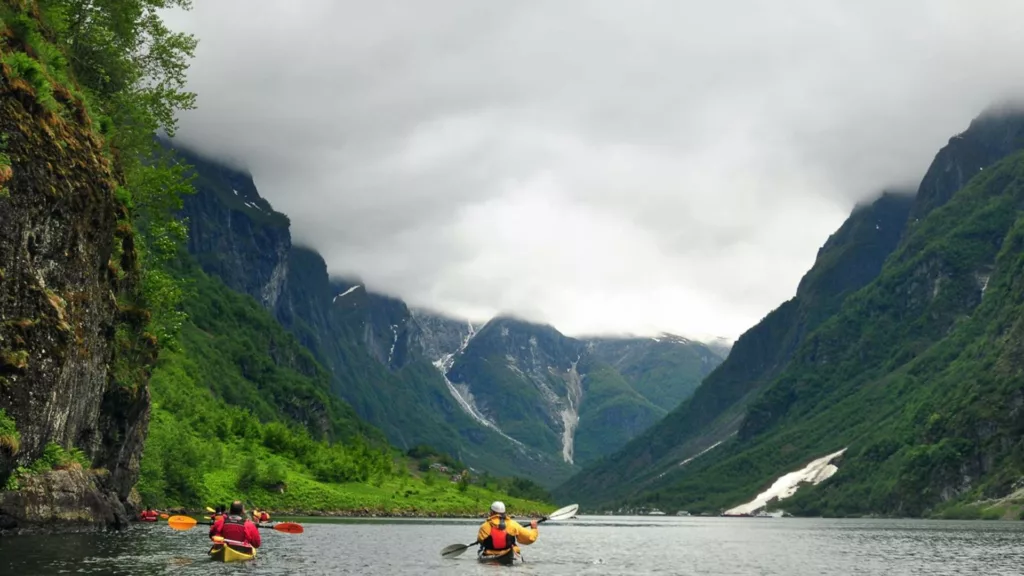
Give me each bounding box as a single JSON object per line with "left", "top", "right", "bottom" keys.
{"left": 586, "top": 335, "right": 723, "bottom": 409}
{"left": 628, "top": 149, "right": 1024, "bottom": 517}
{"left": 137, "top": 262, "right": 551, "bottom": 514}
{"left": 167, "top": 143, "right": 575, "bottom": 485}
{"left": 447, "top": 318, "right": 583, "bottom": 457}
{"left": 444, "top": 317, "right": 725, "bottom": 467}
{"left": 555, "top": 105, "right": 1024, "bottom": 515}
{"left": 169, "top": 142, "right": 725, "bottom": 484}
{"left": 554, "top": 189, "right": 915, "bottom": 506}
{"left": 555, "top": 106, "right": 1024, "bottom": 510}
{"left": 573, "top": 357, "right": 665, "bottom": 464}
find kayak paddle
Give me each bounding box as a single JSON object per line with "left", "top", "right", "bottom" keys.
{"left": 205, "top": 507, "right": 216, "bottom": 513}
{"left": 167, "top": 515, "right": 304, "bottom": 534}
{"left": 440, "top": 503, "right": 578, "bottom": 559}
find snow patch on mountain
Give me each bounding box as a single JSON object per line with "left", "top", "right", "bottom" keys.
{"left": 654, "top": 437, "right": 729, "bottom": 480}
{"left": 724, "top": 448, "right": 847, "bottom": 515}
{"left": 333, "top": 284, "right": 362, "bottom": 302}
{"left": 432, "top": 323, "right": 525, "bottom": 448}
{"left": 388, "top": 324, "right": 398, "bottom": 364}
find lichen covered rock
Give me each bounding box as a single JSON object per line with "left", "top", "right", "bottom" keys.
{"left": 0, "top": 467, "right": 131, "bottom": 532}
{"left": 0, "top": 33, "right": 152, "bottom": 531}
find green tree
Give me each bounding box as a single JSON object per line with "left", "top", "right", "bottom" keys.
{"left": 237, "top": 455, "right": 261, "bottom": 491}
{"left": 264, "top": 460, "right": 287, "bottom": 488}
{"left": 35, "top": 0, "right": 200, "bottom": 349}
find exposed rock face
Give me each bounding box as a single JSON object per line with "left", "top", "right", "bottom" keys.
{"left": 0, "top": 65, "right": 152, "bottom": 530}
{"left": 407, "top": 309, "right": 478, "bottom": 363}
{"left": 0, "top": 467, "right": 131, "bottom": 532}
{"left": 911, "top": 105, "right": 1024, "bottom": 221}
{"left": 444, "top": 318, "right": 724, "bottom": 465}
{"left": 175, "top": 145, "right": 292, "bottom": 310}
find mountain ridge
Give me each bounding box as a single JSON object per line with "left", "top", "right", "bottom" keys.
{"left": 168, "top": 140, "right": 724, "bottom": 485}
{"left": 554, "top": 105, "right": 1024, "bottom": 515}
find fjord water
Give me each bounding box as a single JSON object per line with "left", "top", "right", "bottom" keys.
{"left": 3, "top": 516, "right": 1024, "bottom": 575}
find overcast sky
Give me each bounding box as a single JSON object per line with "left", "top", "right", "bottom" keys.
{"left": 165, "top": 0, "right": 1024, "bottom": 341}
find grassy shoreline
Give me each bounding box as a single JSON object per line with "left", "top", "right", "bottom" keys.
{"left": 144, "top": 467, "right": 554, "bottom": 521}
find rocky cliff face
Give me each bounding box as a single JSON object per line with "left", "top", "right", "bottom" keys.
{"left": 0, "top": 60, "right": 152, "bottom": 530}
{"left": 175, "top": 145, "right": 291, "bottom": 311}
{"left": 407, "top": 308, "right": 478, "bottom": 366}
{"left": 448, "top": 317, "right": 586, "bottom": 460}
{"left": 910, "top": 104, "right": 1024, "bottom": 221}
{"left": 444, "top": 318, "right": 725, "bottom": 466}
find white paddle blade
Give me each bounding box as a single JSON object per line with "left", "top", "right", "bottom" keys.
{"left": 547, "top": 503, "right": 579, "bottom": 521}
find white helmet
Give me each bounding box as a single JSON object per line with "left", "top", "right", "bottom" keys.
{"left": 490, "top": 501, "right": 506, "bottom": 514}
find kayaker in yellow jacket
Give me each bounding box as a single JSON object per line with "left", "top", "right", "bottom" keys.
{"left": 477, "top": 501, "right": 537, "bottom": 559}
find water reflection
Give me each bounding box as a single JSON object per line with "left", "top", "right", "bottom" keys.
{"left": 2, "top": 516, "right": 1024, "bottom": 575}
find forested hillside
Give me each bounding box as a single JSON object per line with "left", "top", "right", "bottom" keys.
{"left": 137, "top": 260, "right": 552, "bottom": 514}
{"left": 556, "top": 106, "right": 1024, "bottom": 517}
{"left": 169, "top": 142, "right": 725, "bottom": 483}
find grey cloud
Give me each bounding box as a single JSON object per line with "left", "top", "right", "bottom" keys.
{"left": 165, "top": 0, "right": 1024, "bottom": 340}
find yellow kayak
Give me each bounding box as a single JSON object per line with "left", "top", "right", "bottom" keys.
{"left": 478, "top": 548, "right": 519, "bottom": 565}
{"left": 209, "top": 539, "right": 257, "bottom": 563}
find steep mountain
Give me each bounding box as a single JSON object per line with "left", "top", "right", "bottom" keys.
{"left": 555, "top": 188, "right": 916, "bottom": 506}
{"left": 137, "top": 259, "right": 551, "bottom": 516}
{"left": 443, "top": 319, "right": 725, "bottom": 465}
{"left": 447, "top": 317, "right": 586, "bottom": 461}
{"left": 910, "top": 102, "right": 1024, "bottom": 221}
{"left": 586, "top": 334, "right": 723, "bottom": 408}
{"left": 169, "top": 143, "right": 575, "bottom": 485}
{"left": 168, "top": 141, "right": 725, "bottom": 480}
{"left": 556, "top": 105, "right": 1024, "bottom": 516}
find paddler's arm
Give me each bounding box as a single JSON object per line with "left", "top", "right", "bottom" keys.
{"left": 208, "top": 516, "right": 225, "bottom": 539}
{"left": 509, "top": 519, "right": 538, "bottom": 545}
{"left": 476, "top": 521, "right": 491, "bottom": 544}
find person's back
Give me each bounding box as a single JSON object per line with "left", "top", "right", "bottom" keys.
{"left": 477, "top": 501, "right": 537, "bottom": 558}
{"left": 209, "top": 502, "right": 262, "bottom": 549}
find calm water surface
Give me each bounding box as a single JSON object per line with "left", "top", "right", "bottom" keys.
{"left": 2, "top": 515, "right": 1024, "bottom": 575}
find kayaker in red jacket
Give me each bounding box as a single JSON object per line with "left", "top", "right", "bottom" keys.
{"left": 209, "top": 501, "right": 261, "bottom": 548}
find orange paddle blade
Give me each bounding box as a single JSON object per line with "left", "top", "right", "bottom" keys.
{"left": 167, "top": 515, "right": 199, "bottom": 531}
{"left": 160, "top": 514, "right": 169, "bottom": 519}
{"left": 272, "top": 522, "right": 304, "bottom": 534}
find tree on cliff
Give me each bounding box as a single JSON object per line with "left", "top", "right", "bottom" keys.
{"left": 35, "top": 0, "right": 200, "bottom": 348}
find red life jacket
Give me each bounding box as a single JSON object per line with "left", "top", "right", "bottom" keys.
{"left": 220, "top": 515, "right": 250, "bottom": 545}
{"left": 486, "top": 515, "right": 514, "bottom": 550}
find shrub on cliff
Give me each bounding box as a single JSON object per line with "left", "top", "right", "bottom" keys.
{"left": 0, "top": 409, "right": 18, "bottom": 454}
